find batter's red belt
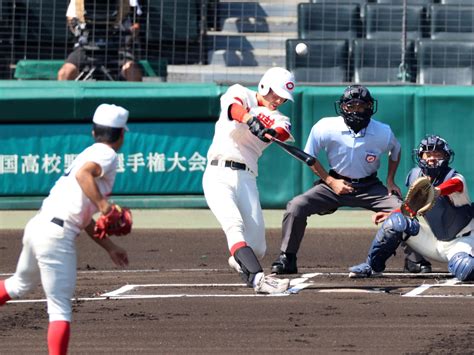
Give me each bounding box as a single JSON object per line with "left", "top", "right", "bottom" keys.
{"left": 211, "top": 159, "right": 248, "bottom": 171}
{"left": 329, "top": 170, "right": 377, "bottom": 184}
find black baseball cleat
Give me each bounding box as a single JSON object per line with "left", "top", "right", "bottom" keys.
{"left": 404, "top": 258, "right": 432, "bottom": 273}
{"left": 271, "top": 252, "right": 298, "bottom": 274}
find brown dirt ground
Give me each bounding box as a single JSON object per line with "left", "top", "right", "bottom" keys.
{"left": 0, "top": 228, "right": 473, "bottom": 354}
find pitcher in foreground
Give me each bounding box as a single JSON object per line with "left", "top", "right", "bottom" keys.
{"left": 0, "top": 104, "right": 132, "bottom": 354}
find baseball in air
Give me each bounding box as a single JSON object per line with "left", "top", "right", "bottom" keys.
{"left": 295, "top": 42, "right": 308, "bottom": 56}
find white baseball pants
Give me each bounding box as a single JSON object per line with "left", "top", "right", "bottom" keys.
{"left": 5, "top": 214, "right": 77, "bottom": 322}
{"left": 407, "top": 221, "right": 474, "bottom": 263}
{"left": 203, "top": 164, "right": 266, "bottom": 258}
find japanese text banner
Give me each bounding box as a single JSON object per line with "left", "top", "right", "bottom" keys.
{"left": 0, "top": 122, "right": 213, "bottom": 195}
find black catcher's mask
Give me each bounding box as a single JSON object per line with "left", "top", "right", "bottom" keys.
{"left": 413, "top": 135, "right": 454, "bottom": 183}
{"left": 335, "top": 85, "right": 377, "bottom": 133}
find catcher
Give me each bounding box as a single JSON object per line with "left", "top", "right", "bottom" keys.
{"left": 349, "top": 135, "right": 474, "bottom": 281}
{"left": 0, "top": 103, "right": 132, "bottom": 354}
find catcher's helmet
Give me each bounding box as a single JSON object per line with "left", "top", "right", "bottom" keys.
{"left": 335, "top": 85, "right": 377, "bottom": 133}
{"left": 413, "top": 135, "right": 454, "bottom": 180}
{"left": 258, "top": 67, "right": 295, "bottom": 102}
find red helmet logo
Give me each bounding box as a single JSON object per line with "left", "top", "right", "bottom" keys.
{"left": 286, "top": 82, "right": 295, "bottom": 90}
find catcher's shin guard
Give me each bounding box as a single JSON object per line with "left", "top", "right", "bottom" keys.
{"left": 448, "top": 252, "right": 474, "bottom": 281}
{"left": 233, "top": 246, "right": 263, "bottom": 287}
{"left": 368, "top": 213, "right": 420, "bottom": 273}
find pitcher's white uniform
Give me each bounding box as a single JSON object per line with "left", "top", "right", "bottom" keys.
{"left": 4, "top": 143, "right": 117, "bottom": 322}
{"left": 203, "top": 84, "right": 292, "bottom": 258}
{"left": 407, "top": 173, "right": 474, "bottom": 263}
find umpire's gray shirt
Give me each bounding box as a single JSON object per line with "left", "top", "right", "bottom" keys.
{"left": 304, "top": 116, "right": 401, "bottom": 179}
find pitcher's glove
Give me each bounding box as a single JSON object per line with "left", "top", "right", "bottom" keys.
{"left": 93, "top": 204, "right": 133, "bottom": 239}
{"left": 401, "top": 176, "right": 437, "bottom": 218}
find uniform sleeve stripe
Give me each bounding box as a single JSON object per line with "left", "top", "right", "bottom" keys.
{"left": 274, "top": 127, "right": 290, "bottom": 142}
{"left": 234, "top": 97, "right": 244, "bottom": 106}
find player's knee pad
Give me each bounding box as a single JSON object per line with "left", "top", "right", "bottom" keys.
{"left": 385, "top": 213, "right": 420, "bottom": 237}
{"left": 233, "top": 246, "right": 263, "bottom": 287}
{"left": 448, "top": 252, "right": 474, "bottom": 281}
{"left": 367, "top": 213, "right": 419, "bottom": 272}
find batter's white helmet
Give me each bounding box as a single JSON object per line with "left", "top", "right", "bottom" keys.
{"left": 258, "top": 67, "right": 295, "bottom": 102}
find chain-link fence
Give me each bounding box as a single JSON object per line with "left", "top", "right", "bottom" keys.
{"left": 1, "top": 0, "right": 474, "bottom": 84}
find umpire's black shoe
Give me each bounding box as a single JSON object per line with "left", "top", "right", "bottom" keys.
{"left": 404, "top": 258, "right": 432, "bottom": 273}
{"left": 271, "top": 252, "right": 298, "bottom": 274}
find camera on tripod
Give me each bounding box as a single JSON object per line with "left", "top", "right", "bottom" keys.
{"left": 70, "top": 19, "right": 123, "bottom": 81}
{"left": 59, "top": 0, "right": 143, "bottom": 82}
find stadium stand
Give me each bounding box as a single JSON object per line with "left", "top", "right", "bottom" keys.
{"left": 365, "top": 4, "right": 426, "bottom": 40}
{"left": 194, "top": 1, "right": 298, "bottom": 83}
{"left": 439, "top": 0, "right": 474, "bottom": 4}
{"left": 10, "top": 0, "right": 69, "bottom": 59}
{"left": 297, "top": 3, "right": 363, "bottom": 40}
{"left": 2, "top": 0, "right": 474, "bottom": 85}
{"left": 13, "top": 59, "right": 167, "bottom": 81}
{"left": 286, "top": 39, "right": 349, "bottom": 83}
{"left": 430, "top": 5, "right": 474, "bottom": 41}
{"left": 417, "top": 40, "right": 474, "bottom": 85}
{"left": 375, "top": 0, "right": 433, "bottom": 5}
{"left": 353, "top": 39, "right": 416, "bottom": 83}
{"left": 309, "top": 0, "right": 368, "bottom": 18}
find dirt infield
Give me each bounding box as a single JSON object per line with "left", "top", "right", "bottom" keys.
{"left": 0, "top": 228, "right": 473, "bottom": 354}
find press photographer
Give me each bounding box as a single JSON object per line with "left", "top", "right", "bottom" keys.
{"left": 57, "top": 0, "right": 143, "bottom": 81}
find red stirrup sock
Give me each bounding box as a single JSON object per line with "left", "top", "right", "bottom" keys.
{"left": 48, "top": 321, "right": 70, "bottom": 355}
{"left": 0, "top": 280, "right": 11, "bottom": 305}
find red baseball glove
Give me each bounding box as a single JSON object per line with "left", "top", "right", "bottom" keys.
{"left": 93, "top": 204, "right": 133, "bottom": 239}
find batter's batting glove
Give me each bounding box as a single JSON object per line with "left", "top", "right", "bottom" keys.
{"left": 247, "top": 116, "right": 266, "bottom": 136}
{"left": 247, "top": 117, "right": 274, "bottom": 143}
{"left": 258, "top": 127, "right": 277, "bottom": 143}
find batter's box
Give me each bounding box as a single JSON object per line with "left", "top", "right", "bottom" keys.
{"left": 403, "top": 279, "right": 474, "bottom": 298}
{"left": 288, "top": 272, "right": 473, "bottom": 298}
{"left": 100, "top": 283, "right": 283, "bottom": 298}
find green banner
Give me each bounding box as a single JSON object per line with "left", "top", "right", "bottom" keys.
{"left": 0, "top": 122, "right": 214, "bottom": 195}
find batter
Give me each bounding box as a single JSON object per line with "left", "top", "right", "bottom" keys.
{"left": 202, "top": 67, "right": 295, "bottom": 294}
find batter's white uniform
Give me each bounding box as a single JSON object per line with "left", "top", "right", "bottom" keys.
{"left": 4, "top": 143, "right": 117, "bottom": 322}
{"left": 407, "top": 174, "right": 474, "bottom": 263}
{"left": 203, "top": 84, "right": 292, "bottom": 258}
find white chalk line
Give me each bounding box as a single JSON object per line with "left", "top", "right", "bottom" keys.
{"left": 402, "top": 278, "right": 467, "bottom": 297}
{"left": 4, "top": 270, "right": 471, "bottom": 304}
{"left": 102, "top": 283, "right": 246, "bottom": 297}
{"left": 0, "top": 269, "right": 452, "bottom": 277}
{"left": 0, "top": 268, "right": 219, "bottom": 277}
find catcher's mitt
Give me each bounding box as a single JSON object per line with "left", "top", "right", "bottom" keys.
{"left": 93, "top": 204, "right": 133, "bottom": 239}
{"left": 401, "top": 176, "right": 437, "bottom": 218}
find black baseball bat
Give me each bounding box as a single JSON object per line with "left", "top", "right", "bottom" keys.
{"left": 267, "top": 135, "right": 316, "bottom": 166}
